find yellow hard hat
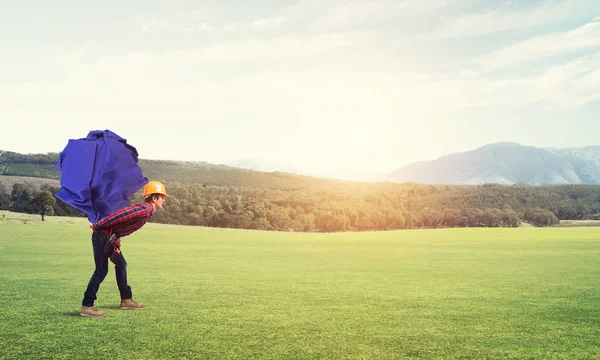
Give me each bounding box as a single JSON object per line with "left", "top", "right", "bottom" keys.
{"left": 143, "top": 181, "right": 168, "bottom": 197}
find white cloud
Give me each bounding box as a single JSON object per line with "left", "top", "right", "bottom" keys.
{"left": 286, "top": 0, "right": 453, "bottom": 30}
{"left": 0, "top": 31, "right": 456, "bottom": 130}
{"left": 249, "top": 16, "right": 287, "bottom": 29}
{"left": 432, "top": 0, "right": 597, "bottom": 38}
{"left": 135, "top": 0, "right": 454, "bottom": 35}
{"left": 223, "top": 22, "right": 238, "bottom": 32}
{"left": 139, "top": 12, "right": 287, "bottom": 34}
{"left": 480, "top": 17, "right": 600, "bottom": 71}
{"left": 4, "top": 26, "right": 596, "bottom": 130}
{"left": 140, "top": 16, "right": 169, "bottom": 34}
{"left": 185, "top": 23, "right": 217, "bottom": 33}
{"left": 135, "top": 0, "right": 504, "bottom": 49}
{"left": 136, "top": 6, "right": 228, "bottom": 34}
{"left": 467, "top": 53, "right": 600, "bottom": 109}
{"left": 162, "top": 31, "right": 375, "bottom": 65}
{"left": 43, "top": 45, "right": 99, "bottom": 67}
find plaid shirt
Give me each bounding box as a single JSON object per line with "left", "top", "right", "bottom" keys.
{"left": 92, "top": 203, "right": 155, "bottom": 238}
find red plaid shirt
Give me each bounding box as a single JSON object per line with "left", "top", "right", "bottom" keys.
{"left": 92, "top": 203, "right": 155, "bottom": 238}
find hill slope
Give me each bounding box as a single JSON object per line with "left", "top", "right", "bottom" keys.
{"left": 0, "top": 151, "right": 356, "bottom": 190}
{"left": 226, "top": 157, "right": 306, "bottom": 174}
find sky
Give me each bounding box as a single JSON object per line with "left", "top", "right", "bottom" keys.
{"left": 1, "top": 0, "right": 599, "bottom": 177}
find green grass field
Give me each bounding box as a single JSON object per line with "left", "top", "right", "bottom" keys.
{"left": 1, "top": 212, "right": 599, "bottom": 359}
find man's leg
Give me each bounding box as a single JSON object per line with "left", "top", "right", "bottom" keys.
{"left": 110, "top": 251, "right": 132, "bottom": 300}
{"left": 81, "top": 231, "right": 109, "bottom": 316}
{"left": 111, "top": 251, "right": 144, "bottom": 309}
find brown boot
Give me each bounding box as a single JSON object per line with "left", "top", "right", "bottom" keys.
{"left": 80, "top": 306, "right": 106, "bottom": 317}
{"left": 120, "top": 298, "right": 144, "bottom": 310}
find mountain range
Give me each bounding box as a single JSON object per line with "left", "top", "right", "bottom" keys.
{"left": 228, "top": 143, "right": 600, "bottom": 185}
{"left": 388, "top": 142, "right": 600, "bottom": 185}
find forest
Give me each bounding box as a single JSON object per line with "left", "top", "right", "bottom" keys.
{"left": 3, "top": 150, "right": 600, "bottom": 231}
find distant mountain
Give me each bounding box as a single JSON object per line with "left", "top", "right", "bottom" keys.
{"left": 547, "top": 146, "right": 600, "bottom": 163}
{"left": 226, "top": 157, "right": 305, "bottom": 175}
{"left": 387, "top": 142, "right": 600, "bottom": 185}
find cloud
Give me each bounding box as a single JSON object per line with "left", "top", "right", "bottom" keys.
{"left": 467, "top": 53, "right": 600, "bottom": 109}
{"left": 140, "top": 16, "right": 169, "bottom": 34}
{"left": 286, "top": 0, "right": 453, "bottom": 30}
{"left": 4, "top": 29, "right": 597, "bottom": 129}
{"left": 135, "top": 1, "right": 454, "bottom": 35}
{"left": 162, "top": 31, "right": 375, "bottom": 65}
{"left": 3, "top": 0, "right": 598, "bottom": 140}
{"left": 139, "top": 13, "right": 287, "bottom": 34}
{"left": 249, "top": 16, "right": 287, "bottom": 29}
{"left": 136, "top": 6, "right": 227, "bottom": 34}
{"left": 223, "top": 22, "right": 238, "bottom": 32}
{"left": 185, "top": 23, "right": 217, "bottom": 33}
{"left": 0, "top": 30, "right": 455, "bottom": 131}
{"left": 0, "top": 32, "right": 377, "bottom": 105}
{"left": 480, "top": 17, "right": 600, "bottom": 71}
{"left": 432, "top": 0, "right": 597, "bottom": 38}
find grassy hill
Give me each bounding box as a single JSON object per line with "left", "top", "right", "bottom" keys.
{"left": 0, "top": 150, "right": 354, "bottom": 189}
{"left": 0, "top": 175, "right": 59, "bottom": 191}
{"left": 139, "top": 159, "right": 353, "bottom": 189}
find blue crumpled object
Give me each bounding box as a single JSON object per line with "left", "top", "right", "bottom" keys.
{"left": 55, "top": 129, "right": 148, "bottom": 222}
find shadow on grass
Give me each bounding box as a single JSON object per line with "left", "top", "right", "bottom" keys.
{"left": 63, "top": 308, "right": 116, "bottom": 316}
{"left": 63, "top": 305, "right": 141, "bottom": 316}
{"left": 63, "top": 311, "right": 82, "bottom": 317}
{"left": 64, "top": 311, "right": 112, "bottom": 317}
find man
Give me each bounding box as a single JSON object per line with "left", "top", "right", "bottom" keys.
{"left": 80, "top": 181, "right": 168, "bottom": 317}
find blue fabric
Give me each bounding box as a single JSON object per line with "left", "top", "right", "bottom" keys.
{"left": 55, "top": 130, "right": 148, "bottom": 222}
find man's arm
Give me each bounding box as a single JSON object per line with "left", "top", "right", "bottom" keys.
{"left": 92, "top": 204, "right": 152, "bottom": 230}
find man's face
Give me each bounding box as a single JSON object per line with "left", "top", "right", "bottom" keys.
{"left": 155, "top": 195, "right": 166, "bottom": 209}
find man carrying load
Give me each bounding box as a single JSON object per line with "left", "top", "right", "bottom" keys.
{"left": 80, "top": 181, "right": 168, "bottom": 317}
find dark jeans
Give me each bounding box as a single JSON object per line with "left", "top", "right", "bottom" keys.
{"left": 82, "top": 230, "right": 132, "bottom": 306}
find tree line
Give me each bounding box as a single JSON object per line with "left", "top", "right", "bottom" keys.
{"left": 146, "top": 182, "right": 563, "bottom": 231}
{"left": 0, "top": 182, "right": 83, "bottom": 220}
{"left": 0, "top": 180, "right": 573, "bottom": 231}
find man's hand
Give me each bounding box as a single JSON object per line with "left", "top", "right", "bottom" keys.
{"left": 89, "top": 223, "right": 94, "bottom": 230}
